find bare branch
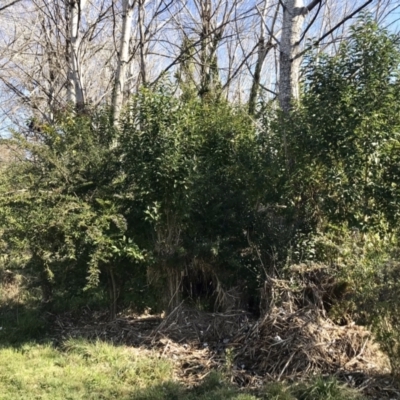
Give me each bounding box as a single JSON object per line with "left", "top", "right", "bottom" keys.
{"left": 0, "top": 0, "right": 22, "bottom": 12}
{"left": 295, "top": 0, "right": 374, "bottom": 60}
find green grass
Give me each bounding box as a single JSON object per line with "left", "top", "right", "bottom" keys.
{"left": 293, "top": 376, "right": 365, "bottom": 400}
{"left": 0, "top": 339, "right": 366, "bottom": 400}
{"left": 0, "top": 339, "right": 173, "bottom": 400}
{"left": 0, "top": 340, "right": 256, "bottom": 400}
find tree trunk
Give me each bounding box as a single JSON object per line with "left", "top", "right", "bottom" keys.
{"left": 249, "top": 0, "right": 278, "bottom": 115}
{"left": 199, "top": 0, "right": 212, "bottom": 98}
{"left": 66, "top": 0, "right": 86, "bottom": 111}
{"left": 279, "top": 0, "right": 321, "bottom": 114}
{"left": 249, "top": 38, "right": 267, "bottom": 115}
{"left": 279, "top": 0, "right": 305, "bottom": 114}
{"left": 138, "top": 0, "right": 147, "bottom": 86}
{"left": 112, "top": 0, "right": 135, "bottom": 126}
{"left": 199, "top": 0, "right": 221, "bottom": 99}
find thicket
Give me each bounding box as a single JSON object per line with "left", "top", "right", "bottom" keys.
{"left": 1, "top": 16, "right": 400, "bottom": 375}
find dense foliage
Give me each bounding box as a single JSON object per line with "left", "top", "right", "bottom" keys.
{"left": 0, "top": 93, "right": 278, "bottom": 316}
{"left": 295, "top": 17, "right": 400, "bottom": 230}
{"left": 1, "top": 15, "right": 400, "bottom": 375}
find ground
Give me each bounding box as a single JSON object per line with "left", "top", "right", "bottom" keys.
{"left": 30, "top": 304, "right": 398, "bottom": 400}
{"left": 1, "top": 268, "right": 399, "bottom": 399}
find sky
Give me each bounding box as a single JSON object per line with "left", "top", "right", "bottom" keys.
{"left": 0, "top": 0, "right": 400, "bottom": 136}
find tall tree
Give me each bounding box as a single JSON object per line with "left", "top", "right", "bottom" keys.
{"left": 278, "top": 0, "right": 376, "bottom": 114}
{"left": 0, "top": 0, "right": 392, "bottom": 129}
{"left": 278, "top": 0, "right": 321, "bottom": 114}
{"left": 112, "top": 0, "right": 135, "bottom": 125}
{"left": 66, "top": 0, "right": 87, "bottom": 110}
{"left": 248, "top": 0, "right": 279, "bottom": 115}
{"left": 199, "top": 0, "right": 220, "bottom": 98}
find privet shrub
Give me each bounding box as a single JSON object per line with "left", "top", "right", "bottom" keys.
{"left": 278, "top": 16, "right": 400, "bottom": 375}
{"left": 0, "top": 91, "right": 282, "bottom": 315}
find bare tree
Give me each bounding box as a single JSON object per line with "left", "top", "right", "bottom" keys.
{"left": 278, "top": 0, "right": 321, "bottom": 114}
{"left": 112, "top": 0, "right": 135, "bottom": 125}
{"left": 66, "top": 0, "right": 87, "bottom": 110}
{"left": 0, "top": 0, "right": 395, "bottom": 133}
{"left": 278, "top": 0, "right": 380, "bottom": 114}
{"left": 248, "top": 0, "right": 279, "bottom": 114}
{"left": 0, "top": 0, "right": 116, "bottom": 126}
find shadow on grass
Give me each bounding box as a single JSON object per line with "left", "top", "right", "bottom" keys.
{"left": 130, "top": 373, "right": 370, "bottom": 400}
{"left": 131, "top": 373, "right": 259, "bottom": 400}
{"left": 0, "top": 286, "right": 110, "bottom": 347}
{"left": 0, "top": 302, "right": 50, "bottom": 346}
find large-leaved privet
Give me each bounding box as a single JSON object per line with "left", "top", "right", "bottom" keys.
{"left": 292, "top": 16, "right": 400, "bottom": 231}
{"left": 276, "top": 16, "right": 400, "bottom": 375}
{"left": 117, "top": 88, "right": 267, "bottom": 311}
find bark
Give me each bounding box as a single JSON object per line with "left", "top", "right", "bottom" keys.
{"left": 248, "top": 0, "right": 278, "bottom": 115}
{"left": 66, "top": 0, "right": 86, "bottom": 111}
{"left": 138, "top": 0, "right": 147, "bottom": 85}
{"left": 278, "top": 0, "right": 305, "bottom": 114}
{"left": 248, "top": 39, "right": 268, "bottom": 115}
{"left": 199, "top": 0, "right": 212, "bottom": 97}
{"left": 42, "top": 16, "right": 59, "bottom": 122}
{"left": 198, "top": 0, "right": 221, "bottom": 99}
{"left": 278, "top": 0, "right": 321, "bottom": 114}
{"left": 112, "top": 0, "right": 135, "bottom": 126}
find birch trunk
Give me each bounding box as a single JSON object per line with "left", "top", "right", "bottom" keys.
{"left": 279, "top": 0, "right": 321, "bottom": 113}
{"left": 112, "top": 0, "right": 135, "bottom": 126}
{"left": 279, "top": 0, "right": 304, "bottom": 114}
{"left": 66, "top": 0, "right": 86, "bottom": 111}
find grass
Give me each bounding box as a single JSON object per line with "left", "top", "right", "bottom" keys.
{"left": 0, "top": 339, "right": 259, "bottom": 400}
{"left": 0, "top": 285, "right": 49, "bottom": 345}
{"left": 0, "top": 339, "right": 173, "bottom": 400}
{"left": 293, "top": 376, "right": 365, "bottom": 400}
{"left": 0, "top": 338, "right": 366, "bottom": 400}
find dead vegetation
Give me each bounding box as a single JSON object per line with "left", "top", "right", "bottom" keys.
{"left": 230, "top": 305, "right": 387, "bottom": 381}
{"left": 0, "top": 269, "right": 22, "bottom": 306}
{"left": 48, "top": 266, "right": 400, "bottom": 399}
{"left": 3, "top": 261, "right": 397, "bottom": 398}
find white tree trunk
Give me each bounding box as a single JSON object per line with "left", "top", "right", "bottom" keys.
{"left": 279, "top": 0, "right": 305, "bottom": 114}
{"left": 112, "top": 0, "right": 135, "bottom": 126}
{"left": 67, "top": 0, "right": 86, "bottom": 111}
{"left": 279, "top": 0, "right": 321, "bottom": 113}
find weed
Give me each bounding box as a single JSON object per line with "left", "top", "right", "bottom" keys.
{"left": 294, "top": 376, "right": 365, "bottom": 400}
{"left": 262, "top": 381, "right": 296, "bottom": 400}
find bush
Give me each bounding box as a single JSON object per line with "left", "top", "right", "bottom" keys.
{"left": 0, "top": 91, "right": 272, "bottom": 315}
{"left": 118, "top": 90, "right": 270, "bottom": 311}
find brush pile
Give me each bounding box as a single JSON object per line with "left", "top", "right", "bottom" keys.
{"left": 142, "top": 268, "right": 390, "bottom": 388}
{"left": 147, "top": 304, "right": 251, "bottom": 345}
{"left": 229, "top": 266, "right": 389, "bottom": 379}
{"left": 230, "top": 305, "right": 384, "bottom": 379}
